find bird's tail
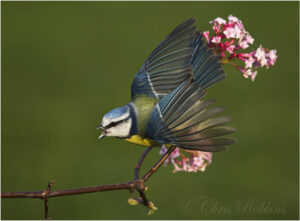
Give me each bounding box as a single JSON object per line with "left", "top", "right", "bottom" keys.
{"left": 190, "top": 32, "right": 226, "bottom": 90}
{"left": 146, "top": 81, "right": 236, "bottom": 152}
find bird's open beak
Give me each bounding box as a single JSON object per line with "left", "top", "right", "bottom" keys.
{"left": 98, "top": 131, "right": 107, "bottom": 140}
{"left": 97, "top": 124, "right": 107, "bottom": 140}
{"left": 97, "top": 124, "right": 104, "bottom": 130}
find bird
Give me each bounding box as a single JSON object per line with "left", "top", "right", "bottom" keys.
{"left": 97, "top": 18, "right": 237, "bottom": 152}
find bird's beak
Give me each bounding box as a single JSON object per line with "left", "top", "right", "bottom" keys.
{"left": 97, "top": 124, "right": 104, "bottom": 130}
{"left": 98, "top": 131, "right": 107, "bottom": 140}
{"left": 97, "top": 124, "right": 107, "bottom": 140}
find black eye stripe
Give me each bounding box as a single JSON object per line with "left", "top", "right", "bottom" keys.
{"left": 104, "top": 116, "right": 130, "bottom": 129}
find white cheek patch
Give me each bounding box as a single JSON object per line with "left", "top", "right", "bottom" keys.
{"left": 106, "top": 118, "right": 132, "bottom": 138}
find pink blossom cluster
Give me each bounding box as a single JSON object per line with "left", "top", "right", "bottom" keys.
{"left": 159, "top": 145, "right": 212, "bottom": 173}
{"left": 203, "top": 15, "right": 277, "bottom": 81}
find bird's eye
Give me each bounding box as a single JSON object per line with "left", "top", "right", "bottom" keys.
{"left": 106, "top": 121, "right": 121, "bottom": 129}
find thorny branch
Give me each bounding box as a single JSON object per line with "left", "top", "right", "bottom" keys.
{"left": 1, "top": 145, "right": 176, "bottom": 219}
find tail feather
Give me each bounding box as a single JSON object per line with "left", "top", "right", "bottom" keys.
{"left": 176, "top": 126, "right": 236, "bottom": 141}
{"left": 172, "top": 116, "right": 232, "bottom": 137}
{"left": 146, "top": 81, "right": 236, "bottom": 152}
{"left": 177, "top": 137, "right": 237, "bottom": 146}
{"left": 168, "top": 106, "right": 225, "bottom": 130}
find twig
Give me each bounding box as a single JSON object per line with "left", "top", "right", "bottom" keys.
{"left": 1, "top": 145, "right": 176, "bottom": 218}
{"left": 1, "top": 181, "right": 139, "bottom": 198}
{"left": 134, "top": 146, "right": 175, "bottom": 212}
{"left": 43, "top": 180, "right": 54, "bottom": 219}
{"left": 143, "top": 145, "right": 176, "bottom": 182}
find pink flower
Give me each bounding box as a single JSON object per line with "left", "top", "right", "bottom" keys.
{"left": 267, "top": 50, "right": 277, "bottom": 65}
{"left": 189, "top": 150, "right": 212, "bottom": 172}
{"left": 203, "top": 15, "right": 277, "bottom": 81}
{"left": 251, "top": 71, "right": 258, "bottom": 81}
{"left": 245, "top": 56, "right": 255, "bottom": 68}
{"left": 228, "top": 14, "right": 239, "bottom": 23}
{"left": 254, "top": 45, "right": 275, "bottom": 67}
{"left": 236, "top": 21, "right": 244, "bottom": 31}
{"left": 159, "top": 145, "right": 212, "bottom": 173}
{"left": 160, "top": 144, "right": 180, "bottom": 166}
{"left": 255, "top": 45, "right": 266, "bottom": 60}
{"left": 246, "top": 35, "right": 254, "bottom": 44}
{"left": 240, "top": 68, "right": 257, "bottom": 81}
{"left": 260, "top": 57, "right": 268, "bottom": 67}
{"left": 268, "top": 50, "right": 277, "bottom": 60}
{"left": 237, "top": 33, "right": 253, "bottom": 50}
{"left": 241, "top": 47, "right": 277, "bottom": 70}
{"left": 226, "top": 45, "right": 236, "bottom": 54}
{"left": 224, "top": 27, "right": 236, "bottom": 39}
{"left": 239, "top": 40, "right": 249, "bottom": 49}
{"left": 202, "top": 31, "right": 210, "bottom": 44}
{"left": 211, "top": 36, "right": 221, "bottom": 43}
{"left": 241, "top": 68, "right": 250, "bottom": 78}
{"left": 210, "top": 17, "right": 226, "bottom": 25}
{"left": 234, "top": 25, "right": 242, "bottom": 39}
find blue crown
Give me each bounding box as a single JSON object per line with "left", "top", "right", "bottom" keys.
{"left": 105, "top": 105, "right": 129, "bottom": 119}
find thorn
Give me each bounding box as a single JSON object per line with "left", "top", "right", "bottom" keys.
{"left": 47, "top": 180, "right": 54, "bottom": 192}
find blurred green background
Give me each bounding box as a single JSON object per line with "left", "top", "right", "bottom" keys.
{"left": 1, "top": 1, "right": 299, "bottom": 220}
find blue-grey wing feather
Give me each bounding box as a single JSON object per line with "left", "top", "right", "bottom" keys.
{"left": 131, "top": 18, "right": 197, "bottom": 99}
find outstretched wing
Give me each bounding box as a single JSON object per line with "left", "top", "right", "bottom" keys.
{"left": 131, "top": 18, "right": 226, "bottom": 100}
{"left": 146, "top": 81, "right": 237, "bottom": 152}
{"left": 131, "top": 18, "right": 198, "bottom": 99}
{"left": 139, "top": 19, "right": 234, "bottom": 151}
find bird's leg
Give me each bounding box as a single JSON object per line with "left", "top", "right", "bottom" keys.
{"left": 134, "top": 146, "right": 153, "bottom": 181}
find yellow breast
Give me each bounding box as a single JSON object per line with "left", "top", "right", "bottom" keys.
{"left": 124, "top": 135, "right": 159, "bottom": 147}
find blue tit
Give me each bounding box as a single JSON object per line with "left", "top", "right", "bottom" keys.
{"left": 98, "top": 18, "right": 237, "bottom": 152}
